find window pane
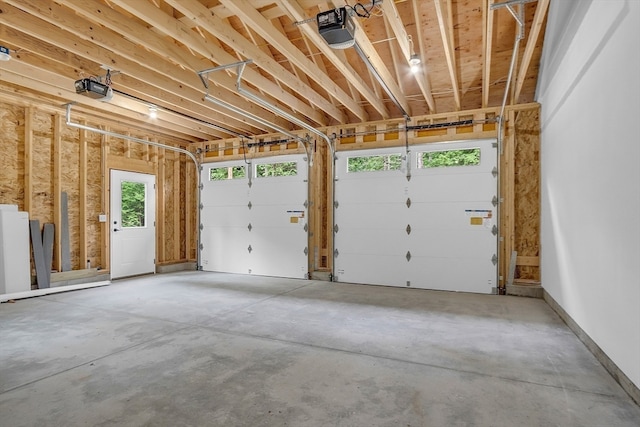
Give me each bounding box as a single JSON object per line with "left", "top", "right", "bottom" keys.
{"left": 256, "top": 161, "right": 297, "bottom": 177}
{"left": 121, "top": 181, "right": 146, "bottom": 228}
{"left": 347, "top": 154, "right": 402, "bottom": 172}
{"left": 210, "top": 166, "right": 246, "bottom": 181}
{"left": 418, "top": 148, "right": 480, "bottom": 168}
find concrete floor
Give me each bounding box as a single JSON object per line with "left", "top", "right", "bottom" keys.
{"left": 1, "top": 272, "right": 638, "bottom": 426}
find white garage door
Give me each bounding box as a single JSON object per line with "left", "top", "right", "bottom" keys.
{"left": 200, "top": 154, "right": 308, "bottom": 279}
{"left": 334, "top": 139, "right": 497, "bottom": 293}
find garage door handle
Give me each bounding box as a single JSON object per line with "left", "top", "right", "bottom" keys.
{"left": 113, "top": 228, "right": 122, "bottom": 232}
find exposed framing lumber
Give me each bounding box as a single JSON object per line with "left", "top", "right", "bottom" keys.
{"left": 156, "top": 147, "right": 166, "bottom": 263}
{"left": 410, "top": 0, "right": 436, "bottom": 112}
{"left": 483, "top": 0, "right": 495, "bottom": 108}
{"left": 79, "top": 123, "right": 88, "bottom": 269}
{"left": 173, "top": 152, "right": 181, "bottom": 261}
{"left": 157, "top": 0, "right": 343, "bottom": 124}
{"left": 513, "top": 0, "right": 549, "bottom": 103}
{"left": 383, "top": 0, "right": 436, "bottom": 112}
{"left": 53, "top": 114, "right": 62, "bottom": 272}
{"left": 1, "top": 0, "right": 260, "bottom": 138}
{"left": 331, "top": 0, "right": 411, "bottom": 117}
{"left": 101, "top": 134, "right": 109, "bottom": 272}
{"left": 277, "top": 0, "right": 389, "bottom": 119}
{"left": 434, "top": 0, "right": 462, "bottom": 110}
{"left": 24, "top": 106, "right": 33, "bottom": 214}
{"left": 52, "top": 0, "right": 278, "bottom": 136}
{"left": 220, "top": 0, "right": 366, "bottom": 122}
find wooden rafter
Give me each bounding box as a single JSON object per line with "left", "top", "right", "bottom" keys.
{"left": 483, "top": 0, "right": 495, "bottom": 108}
{"left": 3, "top": 0, "right": 267, "bottom": 137}
{"left": 389, "top": 0, "right": 436, "bottom": 112}
{"left": 109, "top": 0, "right": 329, "bottom": 127}
{"left": 160, "top": 0, "right": 344, "bottom": 124}
{"left": 331, "top": 0, "right": 411, "bottom": 117}
{"left": 277, "top": 0, "right": 389, "bottom": 119}
{"left": 219, "top": 0, "right": 367, "bottom": 122}
{"left": 513, "top": 0, "right": 550, "bottom": 103}
{"left": 434, "top": 0, "right": 461, "bottom": 110}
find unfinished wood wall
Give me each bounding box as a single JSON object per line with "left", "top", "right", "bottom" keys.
{"left": 0, "top": 97, "right": 196, "bottom": 274}
{"left": 1, "top": 89, "right": 540, "bottom": 287}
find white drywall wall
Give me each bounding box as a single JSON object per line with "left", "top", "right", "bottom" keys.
{"left": 537, "top": 0, "right": 640, "bottom": 388}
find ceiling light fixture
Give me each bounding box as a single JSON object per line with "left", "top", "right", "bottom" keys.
{"left": 149, "top": 106, "right": 158, "bottom": 119}
{"left": 409, "top": 53, "right": 421, "bottom": 73}
{"left": 407, "top": 35, "right": 421, "bottom": 73}
{"left": 0, "top": 46, "right": 11, "bottom": 61}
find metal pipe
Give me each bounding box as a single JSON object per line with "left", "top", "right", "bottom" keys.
{"left": 353, "top": 42, "right": 410, "bottom": 120}
{"left": 233, "top": 63, "right": 336, "bottom": 279}
{"left": 65, "top": 103, "right": 202, "bottom": 271}
{"left": 235, "top": 62, "right": 334, "bottom": 155}
{"left": 204, "top": 94, "right": 299, "bottom": 141}
{"left": 111, "top": 88, "right": 249, "bottom": 138}
{"left": 495, "top": 3, "right": 525, "bottom": 293}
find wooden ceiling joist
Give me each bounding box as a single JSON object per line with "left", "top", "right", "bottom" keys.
{"left": 160, "top": 0, "right": 345, "bottom": 124}
{"left": 434, "top": 0, "right": 461, "bottom": 111}
{"left": 109, "top": 0, "right": 330, "bottom": 128}
{"left": 277, "top": 0, "right": 390, "bottom": 120}
{"left": 513, "top": 0, "right": 549, "bottom": 103}
{"left": 220, "top": 0, "right": 367, "bottom": 122}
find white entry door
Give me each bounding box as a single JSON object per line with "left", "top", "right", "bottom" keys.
{"left": 200, "top": 154, "right": 309, "bottom": 279}
{"left": 334, "top": 139, "right": 497, "bottom": 293}
{"left": 110, "top": 170, "right": 156, "bottom": 279}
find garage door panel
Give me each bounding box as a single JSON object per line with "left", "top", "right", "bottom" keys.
{"left": 408, "top": 229, "right": 494, "bottom": 258}
{"left": 200, "top": 226, "right": 249, "bottom": 274}
{"left": 336, "top": 204, "right": 408, "bottom": 228}
{"left": 336, "top": 228, "right": 408, "bottom": 255}
{"left": 335, "top": 253, "right": 407, "bottom": 287}
{"left": 410, "top": 176, "right": 495, "bottom": 203}
{"left": 406, "top": 257, "right": 495, "bottom": 293}
{"left": 336, "top": 180, "right": 408, "bottom": 205}
{"left": 200, "top": 155, "right": 308, "bottom": 279}
{"left": 248, "top": 228, "right": 307, "bottom": 278}
{"left": 200, "top": 206, "right": 250, "bottom": 226}
{"left": 334, "top": 139, "right": 497, "bottom": 294}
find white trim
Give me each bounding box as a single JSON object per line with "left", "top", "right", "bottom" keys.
{"left": 0, "top": 281, "right": 110, "bottom": 302}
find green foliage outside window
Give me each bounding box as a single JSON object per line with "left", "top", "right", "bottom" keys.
{"left": 121, "top": 181, "right": 145, "bottom": 227}
{"left": 419, "top": 148, "right": 480, "bottom": 168}
{"left": 210, "top": 166, "right": 246, "bottom": 181}
{"left": 256, "top": 162, "right": 297, "bottom": 177}
{"left": 347, "top": 154, "right": 402, "bottom": 172}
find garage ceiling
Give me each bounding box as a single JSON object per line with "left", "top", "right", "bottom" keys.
{"left": 0, "top": 0, "right": 548, "bottom": 143}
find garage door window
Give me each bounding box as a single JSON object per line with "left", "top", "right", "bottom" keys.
{"left": 418, "top": 148, "right": 480, "bottom": 169}
{"left": 256, "top": 161, "right": 297, "bottom": 178}
{"left": 210, "top": 166, "right": 246, "bottom": 181}
{"left": 347, "top": 153, "right": 402, "bottom": 172}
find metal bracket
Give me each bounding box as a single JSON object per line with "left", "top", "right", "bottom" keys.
{"left": 248, "top": 201, "right": 252, "bottom": 210}
{"left": 492, "top": 195, "right": 499, "bottom": 207}
{"left": 248, "top": 223, "right": 252, "bottom": 232}
{"left": 334, "top": 224, "right": 339, "bottom": 233}
{"left": 492, "top": 167, "right": 498, "bottom": 178}
{"left": 247, "top": 245, "right": 253, "bottom": 254}
{"left": 334, "top": 249, "right": 339, "bottom": 258}
{"left": 406, "top": 198, "right": 412, "bottom": 208}
{"left": 491, "top": 254, "right": 498, "bottom": 265}
{"left": 492, "top": 225, "right": 498, "bottom": 236}
{"left": 406, "top": 224, "right": 412, "bottom": 235}
{"left": 406, "top": 251, "right": 412, "bottom": 262}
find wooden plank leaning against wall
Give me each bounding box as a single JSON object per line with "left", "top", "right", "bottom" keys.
{"left": 200, "top": 103, "right": 541, "bottom": 288}
{"left": 0, "top": 94, "right": 196, "bottom": 281}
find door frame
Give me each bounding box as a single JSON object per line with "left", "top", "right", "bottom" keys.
{"left": 109, "top": 169, "right": 156, "bottom": 279}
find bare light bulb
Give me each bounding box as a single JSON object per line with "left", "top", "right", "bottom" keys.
{"left": 409, "top": 53, "right": 421, "bottom": 73}
{"left": 149, "top": 106, "right": 158, "bottom": 119}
